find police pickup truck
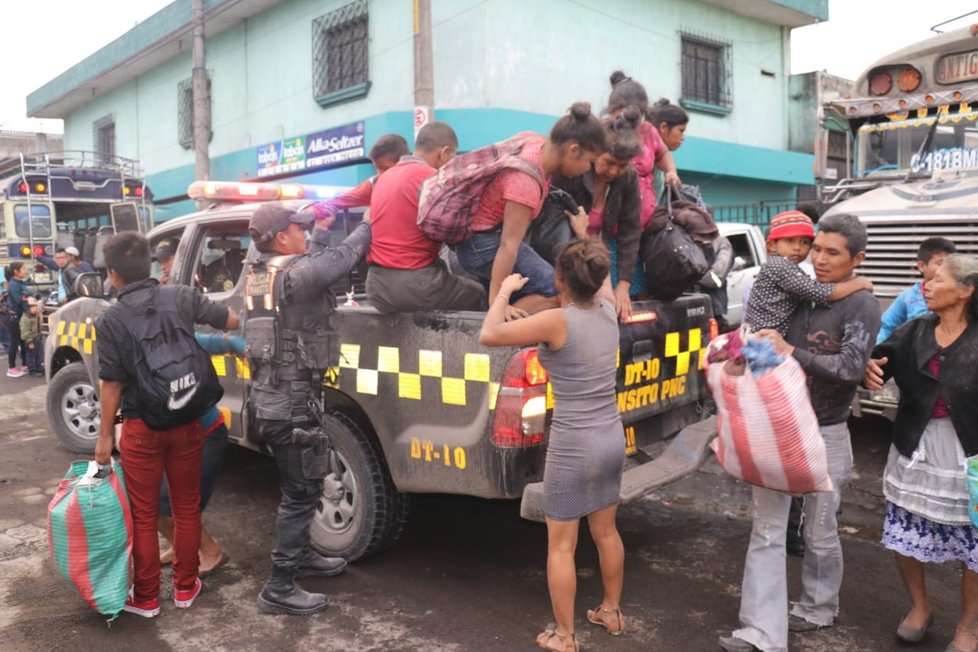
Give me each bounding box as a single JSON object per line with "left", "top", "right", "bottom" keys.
{"left": 44, "top": 181, "right": 718, "bottom": 561}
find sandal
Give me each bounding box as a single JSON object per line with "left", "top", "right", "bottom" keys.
{"left": 587, "top": 605, "right": 625, "bottom": 636}
{"left": 536, "top": 628, "right": 579, "bottom": 652}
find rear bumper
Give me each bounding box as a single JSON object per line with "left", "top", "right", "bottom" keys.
{"left": 519, "top": 416, "right": 717, "bottom": 522}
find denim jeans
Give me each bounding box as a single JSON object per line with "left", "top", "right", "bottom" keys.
{"left": 733, "top": 422, "right": 853, "bottom": 652}
{"left": 25, "top": 339, "right": 42, "bottom": 373}
{"left": 454, "top": 231, "right": 556, "bottom": 299}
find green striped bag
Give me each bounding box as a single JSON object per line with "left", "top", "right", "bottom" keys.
{"left": 47, "top": 460, "right": 133, "bottom": 620}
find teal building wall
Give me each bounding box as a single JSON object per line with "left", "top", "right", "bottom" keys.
{"left": 30, "top": 0, "right": 822, "bottom": 222}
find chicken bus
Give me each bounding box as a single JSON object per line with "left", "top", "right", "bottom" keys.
{"left": 0, "top": 151, "right": 154, "bottom": 294}
{"left": 816, "top": 25, "right": 978, "bottom": 300}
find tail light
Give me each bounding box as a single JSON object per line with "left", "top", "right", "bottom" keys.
{"left": 869, "top": 71, "right": 892, "bottom": 96}
{"left": 492, "top": 348, "right": 549, "bottom": 447}
{"left": 897, "top": 66, "right": 921, "bottom": 92}
{"left": 708, "top": 318, "right": 719, "bottom": 342}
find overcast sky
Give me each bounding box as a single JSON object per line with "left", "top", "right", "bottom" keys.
{"left": 2, "top": 0, "right": 978, "bottom": 133}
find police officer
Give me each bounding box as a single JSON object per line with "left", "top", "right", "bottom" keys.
{"left": 244, "top": 202, "right": 370, "bottom": 615}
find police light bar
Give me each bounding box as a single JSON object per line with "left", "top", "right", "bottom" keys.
{"left": 187, "top": 180, "right": 349, "bottom": 203}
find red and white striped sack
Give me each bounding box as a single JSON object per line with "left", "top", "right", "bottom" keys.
{"left": 707, "top": 356, "right": 833, "bottom": 493}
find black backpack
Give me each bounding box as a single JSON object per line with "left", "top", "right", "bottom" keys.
{"left": 118, "top": 286, "right": 223, "bottom": 430}
{"left": 528, "top": 188, "right": 579, "bottom": 265}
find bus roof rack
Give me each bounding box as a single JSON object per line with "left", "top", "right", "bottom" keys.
{"left": 0, "top": 150, "right": 145, "bottom": 181}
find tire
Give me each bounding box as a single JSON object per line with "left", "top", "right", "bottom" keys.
{"left": 309, "top": 411, "right": 410, "bottom": 562}
{"left": 46, "top": 362, "right": 100, "bottom": 454}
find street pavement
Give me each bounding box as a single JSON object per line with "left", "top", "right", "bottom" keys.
{"left": 0, "top": 372, "right": 966, "bottom": 651}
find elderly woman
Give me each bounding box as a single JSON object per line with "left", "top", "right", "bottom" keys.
{"left": 865, "top": 254, "right": 978, "bottom": 652}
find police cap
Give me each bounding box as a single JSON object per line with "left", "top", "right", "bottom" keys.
{"left": 249, "top": 204, "right": 315, "bottom": 244}
{"left": 152, "top": 238, "right": 178, "bottom": 261}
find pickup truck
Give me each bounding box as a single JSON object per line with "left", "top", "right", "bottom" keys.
{"left": 44, "top": 183, "right": 719, "bottom": 561}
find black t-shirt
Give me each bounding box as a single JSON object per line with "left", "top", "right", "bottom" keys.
{"left": 95, "top": 278, "right": 229, "bottom": 417}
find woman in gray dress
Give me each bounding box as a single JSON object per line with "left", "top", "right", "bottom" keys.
{"left": 481, "top": 236, "right": 626, "bottom": 652}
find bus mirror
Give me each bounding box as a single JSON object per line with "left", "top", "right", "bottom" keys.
{"left": 74, "top": 272, "right": 104, "bottom": 299}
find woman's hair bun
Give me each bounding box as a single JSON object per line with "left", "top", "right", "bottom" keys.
{"left": 618, "top": 106, "right": 642, "bottom": 129}
{"left": 609, "top": 70, "right": 628, "bottom": 87}
{"left": 569, "top": 101, "right": 593, "bottom": 121}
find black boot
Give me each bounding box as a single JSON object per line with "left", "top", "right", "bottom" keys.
{"left": 296, "top": 549, "right": 348, "bottom": 578}
{"left": 257, "top": 570, "right": 329, "bottom": 615}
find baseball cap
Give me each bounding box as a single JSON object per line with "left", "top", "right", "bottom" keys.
{"left": 152, "top": 238, "right": 178, "bottom": 262}
{"left": 64, "top": 246, "right": 80, "bottom": 257}
{"left": 248, "top": 204, "right": 314, "bottom": 244}
{"left": 767, "top": 210, "right": 815, "bottom": 242}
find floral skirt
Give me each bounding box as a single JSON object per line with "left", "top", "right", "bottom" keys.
{"left": 607, "top": 237, "right": 648, "bottom": 296}
{"left": 882, "top": 502, "right": 978, "bottom": 572}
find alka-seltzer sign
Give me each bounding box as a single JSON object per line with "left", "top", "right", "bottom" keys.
{"left": 257, "top": 121, "right": 365, "bottom": 178}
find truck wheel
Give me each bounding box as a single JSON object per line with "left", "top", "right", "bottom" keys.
{"left": 309, "top": 411, "right": 410, "bottom": 562}
{"left": 46, "top": 362, "right": 100, "bottom": 454}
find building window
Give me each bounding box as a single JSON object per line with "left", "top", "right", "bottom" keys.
{"left": 177, "top": 75, "right": 212, "bottom": 150}
{"left": 680, "top": 32, "right": 732, "bottom": 112}
{"left": 93, "top": 115, "right": 116, "bottom": 162}
{"left": 312, "top": 0, "right": 369, "bottom": 107}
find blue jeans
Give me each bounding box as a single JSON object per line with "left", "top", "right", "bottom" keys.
{"left": 25, "top": 339, "right": 42, "bottom": 373}
{"left": 455, "top": 231, "right": 556, "bottom": 299}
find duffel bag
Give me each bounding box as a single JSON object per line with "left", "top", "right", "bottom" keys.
{"left": 707, "top": 333, "right": 832, "bottom": 494}
{"left": 47, "top": 459, "right": 132, "bottom": 620}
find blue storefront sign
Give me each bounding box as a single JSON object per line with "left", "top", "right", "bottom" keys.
{"left": 256, "top": 121, "right": 365, "bottom": 178}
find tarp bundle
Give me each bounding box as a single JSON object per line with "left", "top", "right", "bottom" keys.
{"left": 47, "top": 460, "right": 133, "bottom": 620}
{"left": 707, "top": 331, "right": 832, "bottom": 494}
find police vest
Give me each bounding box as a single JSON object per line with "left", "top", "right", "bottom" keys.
{"left": 243, "top": 254, "right": 335, "bottom": 378}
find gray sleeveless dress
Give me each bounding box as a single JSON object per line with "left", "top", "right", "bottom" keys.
{"left": 537, "top": 298, "right": 625, "bottom": 520}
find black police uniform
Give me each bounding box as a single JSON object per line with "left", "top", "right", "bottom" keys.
{"left": 244, "top": 217, "right": 370, "bottom": 615}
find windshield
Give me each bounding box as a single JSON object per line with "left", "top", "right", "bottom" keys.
{"left": 14, "top": 204, "right": 53, "bottom": 238}
{"left": 856, "top": 110, "right": 978, "bottom": 177}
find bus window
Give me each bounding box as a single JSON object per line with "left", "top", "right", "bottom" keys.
{"left": 110, "top": 202, "right": 140, "bottom": 233}
{"left": 858, "top": 111, "right": 978, "bottom": 176}
{"left": 14, "top": 204, "right": 53, "bottom": 238}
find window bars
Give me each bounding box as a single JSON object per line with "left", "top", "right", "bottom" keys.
{"left": 312, "top": 0, "right": 369, "bottom": 100}
{"left": 680, "top": 31, "right": 732, "bottom": 108}
{"left": 93, "top": 115, "right": 116, "bottom": 162}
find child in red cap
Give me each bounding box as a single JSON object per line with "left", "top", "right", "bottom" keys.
{"left": 744, "top": 210, "right": 872, "bottom": 335}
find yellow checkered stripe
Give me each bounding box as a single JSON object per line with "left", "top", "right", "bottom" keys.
{"left": 338, "top": 344, "right": 500, "bottom": 409}
{"left": 56, "top": 320, "right": 96, "bottom": 355}
{"left": 210, "top": 354, "right": 251, "bottom": 380}
{"left": 663, "top": 327, "right": 707, "bottom": 376}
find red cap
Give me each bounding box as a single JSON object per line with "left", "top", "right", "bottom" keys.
{"left": 767, "top": 210, "right": 814, "bottom": 241}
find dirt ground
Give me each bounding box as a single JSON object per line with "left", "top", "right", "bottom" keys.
{"left": 0, "top": 374, "right": 965, "bottom": 651}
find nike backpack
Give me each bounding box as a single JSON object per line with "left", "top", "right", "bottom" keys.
{"left": 416, "top": 132, "right": 544, "bottom": 245}
{"left": 118, "top": 286, "right": 223, "bottom": 430}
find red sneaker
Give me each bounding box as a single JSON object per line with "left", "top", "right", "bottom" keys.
{"left": 173, "top": 577, "right": 202, "bottom": 608}
{"left": 123, "top": 594, "right": 161, "bottom": 618}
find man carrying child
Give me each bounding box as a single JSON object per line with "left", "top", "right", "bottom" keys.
{"left": 720, "top": 213, "right": 881, "bottom": 652}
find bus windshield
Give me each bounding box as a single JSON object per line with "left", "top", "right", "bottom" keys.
{"left": 14, "top": 204, "right": 53, "bottom": 238}
{"left": 857, "top": 110, "right": 978, "bottom": 177}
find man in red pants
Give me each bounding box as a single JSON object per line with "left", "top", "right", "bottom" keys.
{"left": 94, "top": 232, "right": 239, "bottom": 618}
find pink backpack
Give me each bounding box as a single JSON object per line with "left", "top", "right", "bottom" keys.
{"left": 417, "top": 132, "right": 544, "bottom": 244}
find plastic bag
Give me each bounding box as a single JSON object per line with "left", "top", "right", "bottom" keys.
{"left": 47, "top": 459, "right": 133, "bottom": 620}
{"left": 968, "top": 456, "right": 978, "bottom": 529}
{"left": 707, "top": 334, "right": 832, "bottom": 494}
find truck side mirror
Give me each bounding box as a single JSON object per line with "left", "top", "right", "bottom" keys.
{"left": 74, "top": 272, "right": 104, "bottom": 298}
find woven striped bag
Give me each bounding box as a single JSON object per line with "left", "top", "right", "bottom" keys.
{"left": 707, "top": 356, "right": 833, "bottom": 494}
{"left": 47, "top": 460, "right": 133, "bottom": 619}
